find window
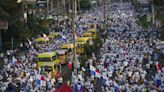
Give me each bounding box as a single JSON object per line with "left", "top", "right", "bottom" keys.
{"left": 41, "top": 66, "right": 52, "bottom": 72}
{"left": 39, "top": 58, "right": 51, "bottom": 62}
{"left": 52, "top": 56, "right": 56, "bottom": 60}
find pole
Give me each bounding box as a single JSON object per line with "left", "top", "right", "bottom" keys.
{"left": 72, "top": 0, "right": 77, "bottom": 74}
{"left": 11, "top": 37, "right": 13, "bottom": 50}
{"left": 152, "top": 0, "right": 155, "bottom": 24}
{"left": 47, "top": 0, "right": 49, "bottom": 14}
{"left": 57, "top": 0, "right": 60, "bottom": 32}
{"left": 103, "top": 0, "right": 106, "bottom": 22}
{"left": 62, "top": 0, "right": 66, "bottom": 15}
{"left": 68, "top": 0, "right": 71, "bottom": 22}
{"left": 0, "top": 31, "right": 2, "bottom": 51}
{"left": 78, "top": 0, "right": 80, "bottom": 13}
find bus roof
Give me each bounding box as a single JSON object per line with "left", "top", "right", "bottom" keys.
{"left": 56, "top": 49, "right": 67, "bottom": 54}
{"left": 38, "top": 52, "right": 57, "bottom": 58}
{"left": 61, "top": 43, "right": 74, "bottom": 49}
{"left": 76, "top": 41, "right": 87, "bottom": 45}
{"left": 76, "top": 37, "right": 91, "bottom": 42}
{"left": 40, "top": 62, "right": 57, "bottom": 66}
{"left": 49, "top": 32, "right": 61, "bottom": 37}
{"left": 83, "top": 32, "right": 92, "bottom": 37}
{"left": 87, "top": 29, "right": 96, "bottom": 33}
{"left": 35, "top": 37, "right": 48, "bottom": 42}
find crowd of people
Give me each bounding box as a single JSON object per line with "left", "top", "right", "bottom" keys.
{"left": 0, "top": 1, "right": 164, "bottom": 92}
{"left": 71, "top": 2, "right": 164, "bottom": 92}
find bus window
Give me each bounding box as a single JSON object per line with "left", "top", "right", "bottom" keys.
{"left": 41, "top": 66, "right": 53, "bottom": 72}
{"left": 52, "top": 56, "right": 57, "bottom": 60}
{"left": 54, "top": 65, "right": 57, "bottom": 70}
{"left": 38, "top": 58, "right": 51, "bottom": 62}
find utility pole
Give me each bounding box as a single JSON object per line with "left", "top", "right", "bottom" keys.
{"left": 103, "top": 0, "right": 106, "bottom": 22}
{"left": 152, "top": 0, "right": 155, "bottom": 24}
{"left": 62, "top": 0, "right": 66, "bottom": 15}
{"left": 78, "top": 0, "right": 80, "bottom": 13}
{"left": 57, "top": 0, "right": 60, "bottom": 32}
{"left": 68, "top": 0, "right": 71, "bottom": 22}
{"left": 72, "top": 0, "right": 77, "bottom": 74}
{"left": 47, "top": 0, "right": 49, "bottom": 14}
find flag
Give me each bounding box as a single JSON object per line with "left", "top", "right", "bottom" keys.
{"left": 43, "top": 34, "right": 47, "bottom": 38}
{"left": 20, "top": 43, "right": 23, "bottom": 47}
{"left": 12, "top": 56, "right": 17, "bottom": 64}
{"left": 43, "top": 34, "right": 49, "bottom": 41}
{"left": 95, "top": 69, "right": 101, "bottom": 78}
{"left": 155, "top": 74, "right": 161, "bottom": 88}
{"left": 27, "top": 38, "right": 32, "bottom": 45}
{"left": 41, "top": 80, "right": 46, "bottom": 87}
{"left": 75, "top": 34, "right": 77, "bottom": 40}
{"left": 41, "top": 75, "right": 45, "bottom": 81}
{"left": 74, "top": 83, "right": 78, "bottom": 92}
{"left": 114, "top": 83, "right": 119, "bottom": 92}
{"left": 156, "top": 62, "right": 162, "bottom": 72}
{"left": 92, "top": 52, "right": 95, "bottom": 57}
{"left": 68, "top": 62, "right": 73, "bottom": 70}
{"left": 74, "top": 83, "right": 83, "bottom": 92}
{"left": 35, "top": 74, "right": 41, "bottom": 85}
{"left": 90, "top": 65, "right": 96, "bottom": 76}
{"left": 61, "top": 34, "right": 67, "bottom": 40}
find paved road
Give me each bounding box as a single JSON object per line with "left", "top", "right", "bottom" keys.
{"left": 95, "top": 78, "right": 103, "bottom": 92}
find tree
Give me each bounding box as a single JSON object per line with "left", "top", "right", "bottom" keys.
{"left": 80, "top": 0, "right": 91, "bottom": 10}
{"left": 0, "top": 0, "right": 49, "bottom": 50}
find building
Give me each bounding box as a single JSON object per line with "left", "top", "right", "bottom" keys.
{"left": 0, "top": 6, "right": 9, "bottom": 51}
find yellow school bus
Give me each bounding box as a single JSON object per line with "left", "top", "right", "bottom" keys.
{"left": 61, "top": 43, "right": 74, "bottom": 55}
{"left": 38, "top": 62, "right": 58, "bottom": 77}
{"left": 91, "top": 24, "right": 97, "bottom": 29}
{"left": 83, "top": 32, "right": 95, "bottom": 39}
{"left": 76, "top": 37, "right": 91, "bottom": 42}
{"left": 48, "top": 32, "right": 61, "bottom": 38}
{"left": 87, "top": 29, "right": 97, "bottom": 39}
{"left": 56, "top": 49, "right": 69, "bottom": 64}
{"left": 83, "top": 32, "right": 92, "bottom": 37}
{"left": 37, "top": 52, "right": 60, "bottom": 68}
{"left": 61, "top": 43, "right": 74, "bottom": 50}
{"left": 76, "top": 37, "right": 92, "bottom": 54}
{"left": 35, "top": 37, "right": 48, "bottom": 43}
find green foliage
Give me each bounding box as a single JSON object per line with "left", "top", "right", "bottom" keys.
{"left": 93, "top": 35, "right": 103, "bottom": 47}
{"left": 159, "top": 25, "right": 164, "bottom": 40}
{"left": 83, "top": 35, "right": 103, "bottom": 58}
{"left": 80, "top": 0, "right": 91, "bottom": 10}
{"left": 156, "top": 15, "right": 164, "bottom": 21}
{"left": 137, "top": 16, "right": 152, "bottom": 29}
{"left": 0, "top": 0, "right": 49, "bottom": 50}
{"left": 84, "top": 44, "right": 94, "bottom": 58}
{"left": 79, "top": 55, "right": 87, "bottom": 68}
{"left": 153, "top": 0, "right": 164, "bottom": 6}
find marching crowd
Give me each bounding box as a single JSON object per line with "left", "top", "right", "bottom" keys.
{"left": 0, "top": 1, "right": 164, "bottom": 92}
{"left": 71, "top": 2, "right": 164, "bottom": 92}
